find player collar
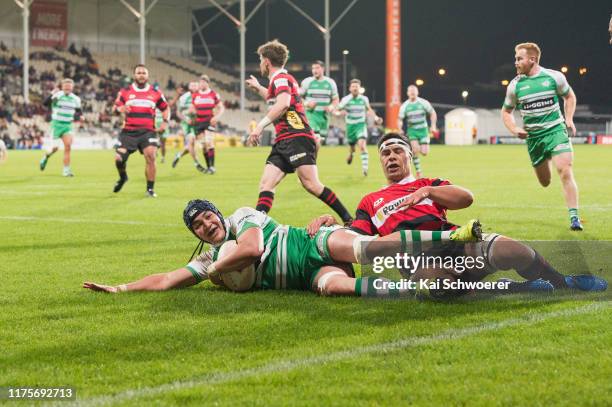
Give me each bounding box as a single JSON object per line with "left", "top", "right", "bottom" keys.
{"left": 131, "top": 83, "right": 150, "bottom": 92}
{"left": 269, "top": 68, "right": 287, "bottom": 81}
{"left": 398, "top": 175, "right": 417, "bottom": 184}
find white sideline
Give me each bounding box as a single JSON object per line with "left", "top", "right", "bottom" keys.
{"left": 60, "top": 302, "right": 607, "bottom": 407}
{"left": 0, "top": 215, "right": 178, "bottom": 228}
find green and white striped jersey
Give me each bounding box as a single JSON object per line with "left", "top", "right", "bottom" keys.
{"left": 300, "top": 76, "right": 338, "bottom": 112}
{"left": 177, "top": 91, "right": 194, "bottom": 123}
{"left": 338, "top": 94, "right": 370, "bottom": 125}
{"left": 50, "top": 91, "right": 81, "bottom": 123}
{"left": 398, "top": 97, "right": 434, "bottom": 130}
{"left": 503, "top": 67, "right": 571, "bottom": 137}
{"left": 186, "top": 207, "right": 280, "bottom": 284}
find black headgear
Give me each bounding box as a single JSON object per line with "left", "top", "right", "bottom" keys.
{"left": 182, "top": 199, "right": 226, "bottom": 240}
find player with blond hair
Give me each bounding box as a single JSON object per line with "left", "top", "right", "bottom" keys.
{"left": 501, "top": 42, "right": 582, "bottom": 230}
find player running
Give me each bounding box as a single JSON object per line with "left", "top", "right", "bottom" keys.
{"left": 397, "top": 85, "right": 437, "bottom": 178}
{"left": 245, "top": 39, "right": 353, "bottom": 224}
{"left": 190, "top": 75, "right": 224, "bottom": 174}
{"left": 39, "top": 78, "right": 82, "bottom": 177}
{"left": 335, "top": 79, "right": 382, "bottom": 176}
{"left": 113, "top": 64, "right": 169, "bottom": 197}
{"left": 307, "top": 133, "right": 607, "bottom": 297}
{"left": 501, "top": 42, "right": 582, "bottom": 231}
{"left": 154, "top": 108, "right": 169, "bottom": 163}
{"left": 172, "top": 82, "right": 206, "bottom": 172}
{"left": 83, "top": 199, "right": 480, "bottom": 296}
{"left": 300, "top": 60, "right": 339, "bottom": 152}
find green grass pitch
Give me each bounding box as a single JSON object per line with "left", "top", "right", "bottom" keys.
{"left": 1, "top": 145, "right": 611, "bottom": 406}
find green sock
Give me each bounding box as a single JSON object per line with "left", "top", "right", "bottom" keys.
{"left": 568, "top": 208, "right": 578, "bottom": 220}
{"left": 413, "top": 157, "right": 421, "bottom": 174}
{"left": 354, "top": 277, "right": 410, "bottom": 298}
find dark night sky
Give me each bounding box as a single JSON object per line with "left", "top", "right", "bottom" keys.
{"left": 195, "top": 0, "right": 612, "bottom": 108}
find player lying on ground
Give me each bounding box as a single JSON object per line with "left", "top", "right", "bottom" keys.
{"left": 83, "top": 200, "right": 481, "bottom": 297}
{"left": 306, "top": 133, "right": 607, "bottom": 296}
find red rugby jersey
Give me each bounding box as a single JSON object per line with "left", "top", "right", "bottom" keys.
{"left": 351, "top": 176, "right": 456, "bottom": 236}
{"left": 192, "top": 89, "right": 221, "bottom": 124}
{"left": 115, "top": 84, "right": 168, "bottom": 131}
{"left": 266, "top": 69, "right": 313, "bottom": 142}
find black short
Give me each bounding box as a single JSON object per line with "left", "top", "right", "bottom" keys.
{"left": 194, "top": 122, "right": 210, "bottom": 135}
{"left": 117, "top": 129, "right": 159, "bottom": 154}
{"left": 266, "top": 136, "right": 317, "bottom": 174}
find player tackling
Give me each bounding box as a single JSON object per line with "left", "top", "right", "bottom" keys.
{"left": 501, "top": 42, "right": 582, "bottom": 230}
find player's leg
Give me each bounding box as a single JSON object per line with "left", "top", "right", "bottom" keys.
{"left": 159, "top": 134, "right": 166, "bottom": 163}
{"left": 40, "top": 125, "right": 61, "bottom": 171}
{"left": 347, "top": 142, "right": 355, "bottom": 165}
{"left": 419, "top": 134, "right": 430, "bottom": 156}
{"left": 346, "top": 125, "right": 355, "bottom": 164}
{"left": 113, "top": 145, "right": 132, "bottom": 193}
{"left": 205, "top": 132, "right": 216, "bottom": 173}
{"left": 469, "top": 234, "right": 606, "bottom": 291}
{"left": 60, "top": 134, "right": 74, "bottom": 176}
{"left": 357, "top": 132, "right": 368, "bottom": 176}
{"left": 325, "top": 222, "right": 482, "bottom": 265}
{"left": 552, "top": 148, "right": 581, "bottom": 230}
{"left": 255, "top": 163, "right": 286, "bottom": 213}
{"left": 296, "top": 164, "right": 353, "bottom": 224}
{"left": 410, "top": 138, "right": 422, "bottom": 178}
{"left": 142, "top": 144, "right": 158, "bottom": 197}
{"left": 191, "top": 135, "right": 206, "bottom": 172}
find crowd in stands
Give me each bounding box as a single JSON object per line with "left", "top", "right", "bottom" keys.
{"left": 0, "top": 41, "right": 262, "bottom": 148}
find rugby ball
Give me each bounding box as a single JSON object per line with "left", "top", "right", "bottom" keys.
{"left": 217, "top": 240, "right": 256, "bottom": 292}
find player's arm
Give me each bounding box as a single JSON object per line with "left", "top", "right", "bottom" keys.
{"left": 208, "top": 228, "right": 264, "bottom": 277}
{"left": 306, "top": 214, "right": 339, "bottom": 237}
{"left": 365, "top": 98, "right": 382, "bottom": 124}
{"left": 83, "top": 268, "right": 198, "bottom": 293}
{"left": 562, "top": 89, "right": 577, "bottom": 136}
{"left": 248, "top": 92, "right": 291, "bottom": 145}
{"left": 114, "top": 91, "right": 129, "bottom": 114}
{"left": 245, "top": 75, "right": 268, "bottom": 99}
{"left": 428, "top": 108, "right": 438, "bottom": 132}
{"left": 211, "top": 99, "right": 225, "bottom": 125}
{"left": 400, "top": 184, "right": 474, "bottom": 210}
{"left": 501, "top": 81, "right": 527, "bottom": 138}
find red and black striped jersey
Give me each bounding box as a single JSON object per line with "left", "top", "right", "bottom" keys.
{"left": 192, "top": 89, "right": 221, "bottom": 124}
{"left": 351, "top": 176, "right": 456, "bottom": 236}
{"left": 115, "top": 84, "right": 168, "bottom": 131}
{"left": 266, "top": 69, "right": 313, "bottom": 142}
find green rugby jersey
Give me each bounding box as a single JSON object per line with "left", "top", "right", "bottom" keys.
{"left": 186, "top": 207, "right": 280, "bottom": 287}
{"left": 300, "top": 76, "right": 338, "bottom": 112}
{"left": 177, "top": 91, "right": 194, "bottom": 123}
{"left": 398, "top": 97, "right": 434, "bottom": 130}
{"left": 50, "top": 91, "right": 81, "bottom": 123}
{"left": 338, "top": 94, "right": 370, "bottom": 125}
{"left": 503, "top": 67, "right": 571, "bottom": 137}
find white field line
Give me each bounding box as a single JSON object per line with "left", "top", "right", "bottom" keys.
{"left": 0, "top": 215, "right": 179, "bottom": 228}
{"left": 62, "top": 302, "right": 608, "bottom": 407}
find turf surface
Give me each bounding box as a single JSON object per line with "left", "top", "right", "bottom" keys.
{"left": 1, "top": 145, "right": 610, "bottom": 406}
